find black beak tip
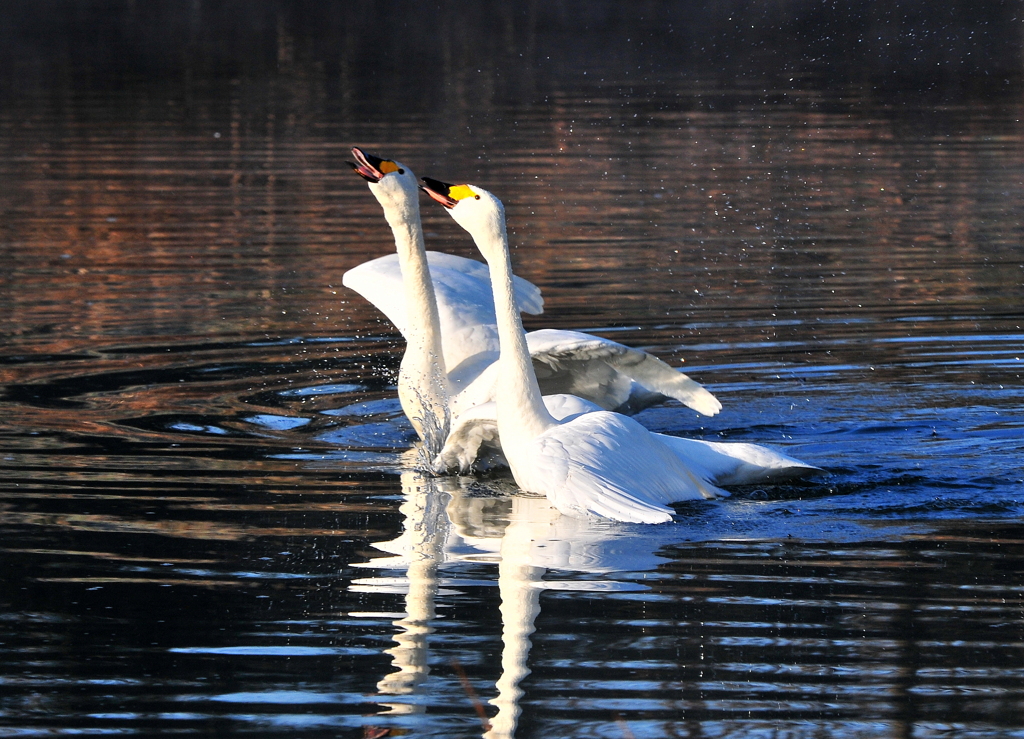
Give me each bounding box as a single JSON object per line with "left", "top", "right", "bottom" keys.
{"left": 420, "top": 176, "right": 452, "bottom": 194}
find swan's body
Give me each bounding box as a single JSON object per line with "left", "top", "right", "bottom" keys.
{"left": 344, "top": 148, "right": 721, "bottom": 467}
{"left": 439, "top": 393, "right": 599, "bottom": 471}
{"left": 421, "top": 179, "right": 819, "bottom": 523}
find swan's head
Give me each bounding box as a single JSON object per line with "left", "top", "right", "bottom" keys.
{"left": 420, "top": 178, "right": 507, "bottom": 261}
{"left": 347, "top": 147, "right": 420, "bottom": 216}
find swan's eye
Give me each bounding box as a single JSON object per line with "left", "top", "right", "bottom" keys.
{"left": 475, "top": 195, "right": 481, "bottom": 200}
{"left": 397, "top": 168, "right": 405, "bottom": 175}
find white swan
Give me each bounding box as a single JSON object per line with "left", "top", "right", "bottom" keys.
{"left": 420, "top": 178, "right": 820, "bottom": 523}
{"left": 344, "top": 148, "right": 721, "bottom": 466}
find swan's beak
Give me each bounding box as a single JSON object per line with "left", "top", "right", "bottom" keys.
{"left": 420, "top": 177, "right": 459, "bottom": 208}
{"left": 420, "top": 178, "right": 479, "bottom": 209}
{"left": 347, "top": 147, "right": 400, "bottom": 184}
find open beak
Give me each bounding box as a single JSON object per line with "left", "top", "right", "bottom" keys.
{"left": 419, "top": 177, "right": 459, "bottom": 209}
{"left": 347, "top": 147, "right": 387, "bottom": 183}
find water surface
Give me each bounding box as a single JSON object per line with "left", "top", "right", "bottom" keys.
{"left": 2, "top": 6, "right": 1024, "bottom": 737}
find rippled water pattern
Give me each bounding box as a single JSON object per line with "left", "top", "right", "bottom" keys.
{"left": 3, "top": 6, "right": 1024, "bottom": 737}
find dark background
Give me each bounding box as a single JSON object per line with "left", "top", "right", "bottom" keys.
{"left": 3, "top": 0, "right": 1022, "bottom": 101}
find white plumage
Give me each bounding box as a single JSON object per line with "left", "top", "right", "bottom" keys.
{"left": 344, "top": 147, "right": 721, "bottom": 467}
{"left": 421, "top": 179, "right": 819, "bottom": 523}
{"left": 343, "top": 250, "right": 542, "bottom": 378}
{"left": 437, "top": 393, "right": 601, "bottom": 472}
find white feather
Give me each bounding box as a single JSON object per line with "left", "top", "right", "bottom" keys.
{"left": 344, "top": 152, "right": 722, "bottom": 467}
{"left": 343, "top": 251, "right": 542, "bottom": 374}
{"left": 432, "top": 182, "right": 820, "bottom": 523}
{"left": 346, "top": 255, "right": 720, "bottom": 420}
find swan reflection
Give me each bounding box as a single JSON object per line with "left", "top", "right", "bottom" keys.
{"left": 351, "top": 464, "right": 674, "bottom": 736}
{"left": 350, "top": 471, "right": 449, "bottom": 715}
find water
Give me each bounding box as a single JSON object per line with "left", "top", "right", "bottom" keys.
{"left": 2, "top": 4, "right": 1024, "bottom": 737}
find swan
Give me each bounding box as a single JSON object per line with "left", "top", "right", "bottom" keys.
{"left": 345, "top": 148, "right": 453, "bottom": 453}
{"left": 420, "top": 178, "right": 820, "bottom": 523}
{"left": 344, "top": 148, "right": 722, "bottom": 467}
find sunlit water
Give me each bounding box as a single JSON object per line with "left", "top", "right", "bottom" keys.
{"left": 3, "top": 19, "right": 1024, "bottom": 737}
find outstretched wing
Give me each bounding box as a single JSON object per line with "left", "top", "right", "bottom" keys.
{"left": 342, "top": 251, "right": 543, "bottom": 372}
{"left": 525, "top": 329, "right": 722, "bottom": 417}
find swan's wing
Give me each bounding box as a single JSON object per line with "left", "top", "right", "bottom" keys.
{"left": 342, "top": 251, "right": 543, "bottom": 336}
{"left": 526, "top": 412, "right": 725, "bottom": 524}
{"left": 436, "top": 394, "right": 603, "bottom": 473}
{"left": 343, "top": 251, "right": 543, "bottom": 372}
{"left": 419, "top": 251, "right": 544, "bottom": 315}
{"left": 540, "top": 393, "right": 605, "bottom": 420}
{"left": 525, "top": 329, "right": 722, "bottom": 417}
{"left": 655, "top": 435, "right": 822, "bottom": 486}
{"left": 342, "top": 253, "right": 411, "bottom": 334}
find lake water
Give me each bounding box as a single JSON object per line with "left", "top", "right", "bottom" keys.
{"left": 2, "top": 4, "right": 1024, "bottom": 738}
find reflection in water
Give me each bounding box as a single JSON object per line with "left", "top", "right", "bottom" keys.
{"left": 488, "top": 511, "right": 541, "bottom": 739}
{"left": 0, "top": 327, "right": 1023, "bottom": 736}
{"left": 364, "top": 470, "right": 448, "bottom": 714}
{"left": 476, "top": 493, "right": 670, "bottom": 739}
{"left": 355, "top": 458, "right": 673, "bottom": 737}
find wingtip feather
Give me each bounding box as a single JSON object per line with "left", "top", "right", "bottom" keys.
{"left": 690, "top": 388, "right": 723, "bottom": 416}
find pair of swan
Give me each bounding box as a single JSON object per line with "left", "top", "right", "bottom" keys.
{"left": 345, "top": 148, "right": 818, "bottom": 523}
{"left": 344, "top": 148, "right": 721, "bottom": 466}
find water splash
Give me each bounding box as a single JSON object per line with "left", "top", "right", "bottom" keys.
{"left": 408, "top": 386, "right": 452, "bottom": 472}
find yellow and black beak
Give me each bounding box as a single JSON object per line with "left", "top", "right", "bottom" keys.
{"left": 420, "top": 177, "right": 477, "bottom": 209}
{"left": 347, "top": 147, "right": 401, "bottom": 183}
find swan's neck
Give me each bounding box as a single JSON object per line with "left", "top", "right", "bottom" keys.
{"left": 482, "top": 228, "right": 556, "bottom": 443}
{"left": 384, "top": 200, "right": 451, "bottom": 449}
